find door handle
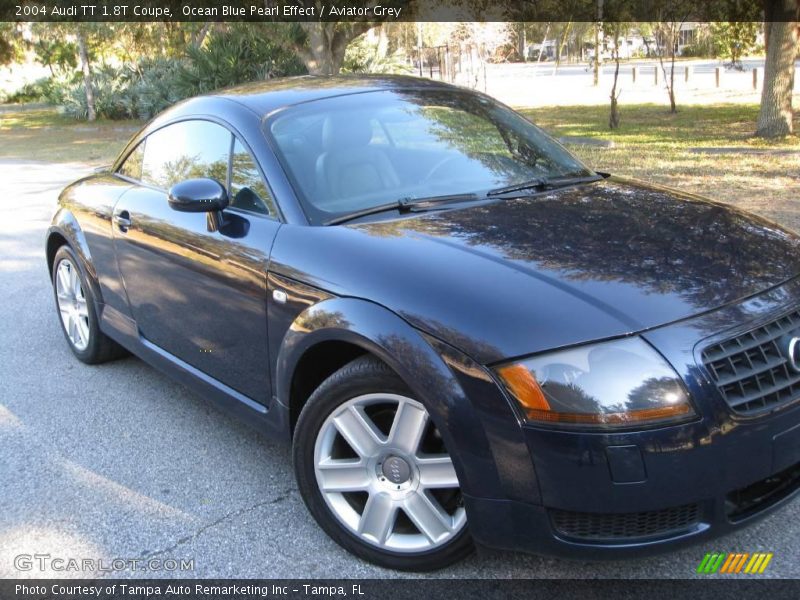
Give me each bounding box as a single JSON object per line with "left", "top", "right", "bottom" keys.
{"left": 113, "top": 210, "right": 131, "bottom": 232}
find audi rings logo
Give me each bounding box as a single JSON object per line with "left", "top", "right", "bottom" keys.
{"left": 787, "top": 337, "right": 800, "bottom": 373}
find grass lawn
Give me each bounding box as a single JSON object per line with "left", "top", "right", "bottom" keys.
{"left": 0, "top": 104, "right": 142, "bottom": 165}
{"left": 520, "top": 103, "right": 800, "bottom": 231}
{"left": 2, "top": 102, "right": 798, "bottom": 230}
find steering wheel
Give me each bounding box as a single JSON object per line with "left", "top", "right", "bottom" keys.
{"left": 422, "top": 155, "right": 466, "bottom": 183}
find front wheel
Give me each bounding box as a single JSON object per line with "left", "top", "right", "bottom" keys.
{"left": 51, "top": 245, "right": 126, "bottom": 364}
{"left": 293, "top": 356, "right": 473, "bottom": 571}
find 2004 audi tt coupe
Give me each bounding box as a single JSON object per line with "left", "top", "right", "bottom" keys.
{"left": 48, "top": 75, "right": 800, "bottom": 570}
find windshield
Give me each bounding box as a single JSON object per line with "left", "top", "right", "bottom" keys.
{"left": 267, "top": 89, "right": 594, "bottom": 225}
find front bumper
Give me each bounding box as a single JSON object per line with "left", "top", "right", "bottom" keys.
{"left": 466, "top": 410, "right": 800, "bottom": 559}
{"left": 459, "top": 278, "right": 800, "bottom": 558}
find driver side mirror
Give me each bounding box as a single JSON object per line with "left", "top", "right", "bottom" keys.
{"left": 168, "top": 178, "right": 229, "bottom": 213}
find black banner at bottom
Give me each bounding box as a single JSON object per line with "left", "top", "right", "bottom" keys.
{"left": 3, "top": 579, "right": 800, "bottom": 600}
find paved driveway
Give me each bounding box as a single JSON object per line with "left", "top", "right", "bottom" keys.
{"left": 1, "top": 160, "right": 798, "bottom": 579}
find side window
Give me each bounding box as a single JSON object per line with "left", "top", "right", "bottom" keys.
{"left": 118, "top": 141, "right": 144, "bottom": 180}
{"left": 230, "top": 139, "right": 274, "bottom": 215}
{"left": 141, "top": 120, "right": 232, "bottom": 190}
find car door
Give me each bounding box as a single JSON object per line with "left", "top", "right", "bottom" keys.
{"left": 111, "top": 118, "right": 281, "bottom": 406}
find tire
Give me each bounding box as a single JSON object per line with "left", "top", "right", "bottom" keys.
{"left": 293, "top": 355, "right": 473, "bottom": 571}
{"left": 51, "top": 244, "right": 126, "bottom": 364}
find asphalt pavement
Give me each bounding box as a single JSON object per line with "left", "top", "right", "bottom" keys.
{"left": 1, "top": 159, "right": 798, "bottom": 579}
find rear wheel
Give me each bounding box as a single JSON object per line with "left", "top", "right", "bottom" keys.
{"left": 293, "top": 355, "right": 473, "bottom": 571}
{"left": 51, "top": 245, "right": 125, "bottom": 364}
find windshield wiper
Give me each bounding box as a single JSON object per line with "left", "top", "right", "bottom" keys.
{"left": 487, "top": 173, "right": 603, "bottom": 197}
{"left": 324, "top": 193, "right": 479, "bottom": 226}
{"left": 486, "top": 178, "right": 547, "bottom": 197}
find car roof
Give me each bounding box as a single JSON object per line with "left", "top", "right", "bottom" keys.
{"left": 209, "top": 74, "right": 464, "bottom": 116}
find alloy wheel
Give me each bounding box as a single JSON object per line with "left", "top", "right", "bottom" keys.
{"left": 314, "top": 393, "right": 466, "bottom": 553}
{"left": 55, "top": 259, "right": 90, "bottom": 351}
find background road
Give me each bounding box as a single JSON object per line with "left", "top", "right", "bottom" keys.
{"left": 481, "top": 58, "right": 800, "bottom": 107}
{"left": 1, "top": 160, "right": 799, "bottom": 579}
{"left": 494, "top": 58, "right": 800, "bottom": 78}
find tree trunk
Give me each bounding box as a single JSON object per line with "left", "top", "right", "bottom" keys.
{"left": 76, "top": 29, "right": 96, "bottom": 122}
{"left": 668, "top": 45, "right": 677, "bottom": 113}
{"left": 376, "top": 24, "right": 389, "bottom": 59}
{"left": 295, "top": 23, "right": 373, "bottom": 75}
{"left": 756, "top": 3, "right": 797, "bottom": 137}
{"left": 537, "top": 23, "right": 550, "bottom": 63}
{"left": 192, "top": 22, "right": 212, "bottom": 49}
{"left": 609, "top": 26, "right": 621, "bottom": 129}
{"left": 593, "top": 0, "right": 604, "bottom": 86}
{"left": 655, "top": 23, "right": 679, "bottom": 113}
{"left": 554, "top": 21, "right": 572, "bottom": 71}
{"left": 609, "top": 56, "right": 621, "bottom": 128}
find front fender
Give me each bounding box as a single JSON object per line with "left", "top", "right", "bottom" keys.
{"left": 276, "top": 297, "right": 506, "bottom": 499}
{"left": 46, "top": 209, "right": 107, "bottom": 320}
{"left": 47, "top": 208, "right": 96, "bottom": 281}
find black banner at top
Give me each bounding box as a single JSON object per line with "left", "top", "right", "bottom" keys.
{"left": 1, "top": 0, "right": 790, "bottom": 23}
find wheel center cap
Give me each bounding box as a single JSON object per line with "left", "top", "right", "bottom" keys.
{"left": 382, "top": 456, "right": 411, "bottom": 484}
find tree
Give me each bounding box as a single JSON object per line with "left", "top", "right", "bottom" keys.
{"left": 593, "top": 0, "right": 604, "bottom": 86}
{"left": 0, "top": 23, "right": 24, "bottom": 67}
{"left": 75, "top": 27, "right": 96, "bottom": 121}
{"left": 756, "top": 0, "right": 799, "bottom": 137}
{"left": 287, "top": 23, "right": 375, "bottom": 75}
{"left": 32, "top": 37, "right": 77, "bottom": 76}
{"left": 608, "top": 22, "right": 626, "bottom": 129}
{"left": 711, "top": 22, "right": 760, "bottom": 69}
{"left": 637, "top": 0, "right": 694, "bottom": 113}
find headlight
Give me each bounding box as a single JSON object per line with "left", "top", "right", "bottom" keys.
{"left": 495, "top": 337, "right": 694, "bottom": 428}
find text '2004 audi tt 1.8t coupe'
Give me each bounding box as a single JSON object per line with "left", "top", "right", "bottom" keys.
{"left": 47, "top": 75, "right": 800, "bottom": 570}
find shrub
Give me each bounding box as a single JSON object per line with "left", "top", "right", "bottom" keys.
{"left": 342, "top": 35, "right": 414, "bottom": 74}
{"left": 3, "top": 80, "right": 45, "bottom": 103}
{"left": 174, "top": 27, "right": 306, "bottom": 98}
{"left": 61, "top": 27, "right": 306, "bottom": 120}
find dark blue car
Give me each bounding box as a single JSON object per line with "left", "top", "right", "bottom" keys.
{"left": 47, "top": 75, "right": 800, "bottom": 570}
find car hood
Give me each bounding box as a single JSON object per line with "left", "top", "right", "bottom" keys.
{"left": 272, "top": 177, "right": 800, "bottom": 364}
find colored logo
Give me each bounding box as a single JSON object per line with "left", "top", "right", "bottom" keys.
{"left": 696, "top": 552, "right": 773, "bottom": 574}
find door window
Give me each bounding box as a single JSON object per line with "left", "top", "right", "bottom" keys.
{"left": 230, "top": 139, "right": 274, "bottom": 215}
{"left": 118, "top": 141, "right": 145, "bottom": 180}
{"left": 141, "top": 120, "right": 232, "bottom": 190}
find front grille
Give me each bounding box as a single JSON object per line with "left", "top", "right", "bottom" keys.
{"left": 701, "top": 310, "right": 800, "bottom": 416}
{"left": 550, "top": 503, "right": 700, "bottom": 541}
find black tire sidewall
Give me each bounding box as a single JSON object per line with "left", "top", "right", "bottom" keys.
{"left": 292, "top": 356, "right": 473, "bottom": 571}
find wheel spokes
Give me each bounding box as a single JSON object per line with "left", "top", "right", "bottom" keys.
{"left": 358, "top": 492, "right": 396, "bottom": 545}
{"left": 402, "top": 491, "right": 452, "bottom": 543}
{"left": 417, "top": 456, "right": 459, "bottom": 489}
{"left": 56, "top": 263, "right": 71, "bottom": 295}
{"left": 333, "top": 405, "right": 385, "bottom": 458}
{"left": 67, "top": 314, "right": 79, "bottom": 345}
{"left": 75, "top": 315, "right": 89, "bottom": 347}
{"left": 75, "top": 298, "right": 89, "bottom": 318}
{"left": 70, "top": 263, "right": 81, "bottom": 296}
{"left": 317, "top": 459, "right": 372, "bottom": 492}
{"left": 388, "top": 398, "right": 428, "bottom": 455}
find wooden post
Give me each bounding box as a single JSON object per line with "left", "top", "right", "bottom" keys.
{"left": 715, "top": 67, "right": 722, "bottom": 87}
{"left": 631, "top": 66, "right": 637, "bottom": 83}
{"left": 752, "top": 68, "right": 759, "bottom": 90}
{"left": 654, "top": 66, "right": 659, "bottom": 85}
{"left": 684, "top": 65, "right": 692, "bottom": 83}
